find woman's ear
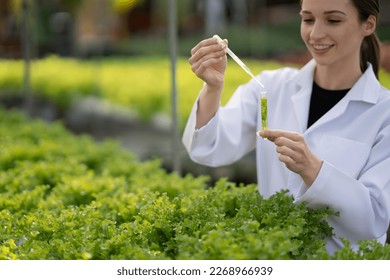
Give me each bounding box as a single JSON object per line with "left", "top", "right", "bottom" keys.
{"left": 364, "top": 15, "right": 377, "bottom": 36}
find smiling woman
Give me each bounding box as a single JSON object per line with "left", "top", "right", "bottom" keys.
{"left": 182, "top": 0, "right": 390, "bottom": 255}
{"left": 300, "top": 0, "right": 380, "bottom": 87}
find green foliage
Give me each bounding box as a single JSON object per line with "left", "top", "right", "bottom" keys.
{"left": 379, "top": 69, "right": 390, "bottom": 89}
{"left": 1, "top": 56, "right": 390, "bottom": 130}
{"left": 0, "top": 108, "right": 389, "bottom": 260}
{"left": 0, "top": 56, "right": 283, "bottom": 126}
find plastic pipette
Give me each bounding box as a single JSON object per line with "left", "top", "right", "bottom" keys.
{"left": 213, "top": 35, "right": 268, "bottom": 131}
{"left": 213, "top": 35, "right": 265, "bottom": 90}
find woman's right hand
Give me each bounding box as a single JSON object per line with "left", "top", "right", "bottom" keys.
{"left": 189, "top": 37, "right": 228, "bottom": 90}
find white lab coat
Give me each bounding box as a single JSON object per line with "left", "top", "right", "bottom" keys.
{"left": 182, "top": 59, "right": 390, "bottom": 254}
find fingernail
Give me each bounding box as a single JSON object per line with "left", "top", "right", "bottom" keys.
{"left": 257, "top": 130, "right": 268, "bottom": 140}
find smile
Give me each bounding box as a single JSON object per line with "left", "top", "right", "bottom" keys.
{"left": 312, "top": 44, "right": 335, "bottom": 51}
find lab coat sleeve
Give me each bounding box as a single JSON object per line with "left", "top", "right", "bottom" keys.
{"left": 182, "top": 82, "right": 259, "bottom": 167}
{"left": 295, "top": 124, "right": 390, "bottom": 243}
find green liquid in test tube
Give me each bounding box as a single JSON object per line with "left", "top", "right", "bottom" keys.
{"left": 260, "top": 91, "right": 267, "bottom": 130}
{"left": 213, "top": 35, "right": 268, "bottom": 131}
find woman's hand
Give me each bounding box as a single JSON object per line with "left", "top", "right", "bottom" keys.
{"left": 258, "top": 129, "right": 323, "bottom": 187}
{"left": 189, "top": 37, "right": 229, "bottom": 128}
{"left": 189, "top": 37, "right": 228, "bottom": 90}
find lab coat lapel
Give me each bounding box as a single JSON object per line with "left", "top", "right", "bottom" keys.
{"left": 290, "top": 60, "right": 316, "bottom": 133}
{"left": 286, "top": 61, "right": 316, "bottom": 191}
{"left": 305, "top": 63, "right": 379, "bottom": 134}
{"left": 291, "top": 87, "right": 312, "bottom": 133}
{"left": 305, "top": 94, "right": 350, "bottom": 134}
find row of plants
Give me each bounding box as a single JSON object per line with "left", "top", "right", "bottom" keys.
{"left": 3, "top": 56, "right": 389, "bottom": 130}
{"left": 0, "top": 56, "right": 281, "bottom": 126}
{"left": 1, "top": 108, "right": 390, "bottom": 259}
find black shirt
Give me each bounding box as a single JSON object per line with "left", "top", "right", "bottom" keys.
{"left": 307, "top": 82, "right": 350, "bottom": 128}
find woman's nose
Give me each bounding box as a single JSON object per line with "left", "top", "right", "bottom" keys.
{"left": 310, "top": 22, "right": 326, "bottom": 40}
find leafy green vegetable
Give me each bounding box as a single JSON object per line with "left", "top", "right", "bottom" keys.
{"left": 0, "top": 108, "right": 389, "bottom": 260}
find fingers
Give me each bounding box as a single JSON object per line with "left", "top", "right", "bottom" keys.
{"left": 257, "top": 129, "right": 322, "bottom": 186}
{"left": 190, "top": 38, "right": 215, "bottom": 56}
{"left": 189, "top": 38, "right": 227, "bottom": 70}
{"left": 188, "top": 37, "right": 228, "bottom": 86}
{"left": 258, "top": 129, "right": 305, "bottom": 165}
{"left": 258, "top": 129, "right": 302, "bottom": 142}
{"left": 275, "top": 138, "right": 302, "bottom": 166}
{"left": 258, "top": 130, "right": 305, "bottom": 159}
{"left": 190, "top": 37, "right": 226, "bottom": 57}
{"left": 190, "top": 53, "right": 225, "bottom": 76}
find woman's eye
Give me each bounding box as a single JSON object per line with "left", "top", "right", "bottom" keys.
{"left": 328, "top": 19, "right": 341, "bottom": 24}
{"left": 302, "top": 18, "right": 314, "bottom": 23}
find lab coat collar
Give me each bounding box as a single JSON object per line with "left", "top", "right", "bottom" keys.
{"left": 292, "top": 59, "right": 380, "bottom": 104}
{"left": 348, "top": 63, "right": 380, "bottom": 104}
{"left": 288, "top": 59, "right": 380, "bottom": 132}
{"left": 291, "top": 59, "right": 316, "bottom": 88}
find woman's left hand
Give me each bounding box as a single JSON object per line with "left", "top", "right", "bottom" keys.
{"left": 258, "top": 129, "right": 323, "bottom": 187}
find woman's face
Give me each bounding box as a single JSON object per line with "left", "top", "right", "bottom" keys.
{"left": 300, "top": 0, "right": 371, "bottom": 70}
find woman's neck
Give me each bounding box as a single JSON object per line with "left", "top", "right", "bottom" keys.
{"left": 314, "top": 63, "right": 363, "bottom": 90}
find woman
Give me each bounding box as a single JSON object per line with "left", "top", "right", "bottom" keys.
{"left": 182, "top": 0, "right": 390, "bottom": 255}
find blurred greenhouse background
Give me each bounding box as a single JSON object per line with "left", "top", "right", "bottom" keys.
{"left": 0, "top": 0, "right": 311, "bottom": 58}
{"left": 1, "top": 0, "right": 390, "bottom": 184}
